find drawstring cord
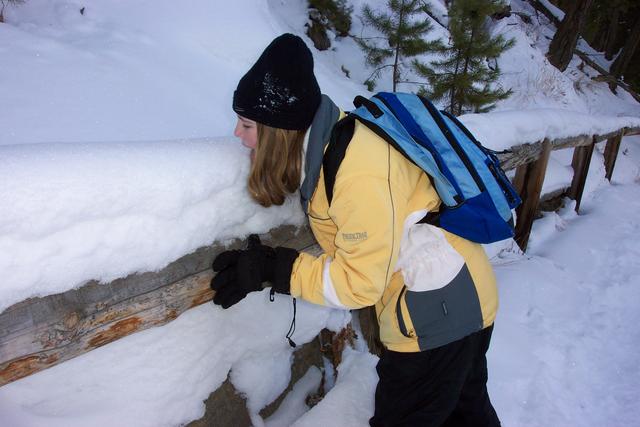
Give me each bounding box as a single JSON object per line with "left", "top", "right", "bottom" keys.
{"left": 270, "top": 289, "right": 297, "bottom": 348}
{"left": 286, "top": 298, "right": 297, "bottom": 348}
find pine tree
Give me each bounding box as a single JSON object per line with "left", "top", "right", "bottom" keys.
{"left": 415, "top": 0, "right": 514, "bottom": 115}
{"left": 356, "top": 0, "right": 443, "bottom": 91}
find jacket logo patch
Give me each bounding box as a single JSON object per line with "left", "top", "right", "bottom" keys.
{"left": 342, "top": 232, "right": 368, "bottom": 242}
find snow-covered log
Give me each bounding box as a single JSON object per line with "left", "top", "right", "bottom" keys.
{"left": 496, "top": 128, "right": 636, "bottom": 171}
{"left": 1, "top": 125, "right": 638, "bottom": 387}
{"left": 0, "top": 225, "right": 318, "bottom": 386}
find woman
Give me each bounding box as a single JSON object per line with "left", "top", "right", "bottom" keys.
{"left": 211, "top": 33, "right": 501, "bottom": 427}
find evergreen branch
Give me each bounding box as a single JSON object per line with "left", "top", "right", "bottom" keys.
{"left": 396, "top": 80, "right": 431, "bottom": 86}
{"left": 365, "top": 64, "right": 396, "bottom": 84}
{"left": 418, "top": 0, "right": 448, "bottom": 29}
{"left": 350, "top": 35, "right": 391, "bottom": 42}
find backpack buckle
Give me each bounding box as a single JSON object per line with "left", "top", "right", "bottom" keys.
{"left": 353, "top": 96, "right": 383, "bottom": 118}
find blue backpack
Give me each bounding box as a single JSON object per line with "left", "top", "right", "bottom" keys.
{"left": 323, "top": 92, "right": 521, "bottom": 244}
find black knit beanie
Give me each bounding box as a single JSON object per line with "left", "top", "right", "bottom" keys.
{"left": 232, "top": 34, "right": 321, "bottom": 131}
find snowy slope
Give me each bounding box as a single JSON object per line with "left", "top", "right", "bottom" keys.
{"left": 489, "top": 137, "right": 640, "bottom": 427}
{"left": 0, "top": 0, "right": 364, "bottom": 146}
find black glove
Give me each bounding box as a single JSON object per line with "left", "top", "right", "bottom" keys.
{"left": 210, "top": 234, "right": 299, "bottom": 309}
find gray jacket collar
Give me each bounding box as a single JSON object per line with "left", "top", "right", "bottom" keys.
{"left": 300, "top": 94, "right": 340, "bottom": 213}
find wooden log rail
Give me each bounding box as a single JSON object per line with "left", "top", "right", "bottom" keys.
{"left": 1, "top": 125, "right": 639, "bottom": 387}
{"left": 505, "top": 126, "right": 639, "bottom": 251}
{"left": 0, "top": 226, "right": 318, "bottom": 386}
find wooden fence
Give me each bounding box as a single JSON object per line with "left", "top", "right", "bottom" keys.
{"left": 1, "top": 125, "right": 638, "bottom": 387}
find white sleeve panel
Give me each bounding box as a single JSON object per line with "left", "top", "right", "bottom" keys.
{"left": 322, "top": 257, "right": 351, "bottom": 309}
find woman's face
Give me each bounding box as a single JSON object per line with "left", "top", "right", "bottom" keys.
{"left": 234, "top": 116, "right": 258, "bottom": 161}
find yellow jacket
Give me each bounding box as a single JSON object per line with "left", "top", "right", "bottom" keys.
{"left": 291, "top": 97, "right": 498, "bottom": 352}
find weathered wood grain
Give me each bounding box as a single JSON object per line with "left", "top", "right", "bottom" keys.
{"left": 497, "top": 142, "right": 543, "bottom": 171}
{"left": 495, "top": 126, "right": 639, "bottom": 172}
{"left": 568, "top": 137, "right": 597, "bottom": 213}
{"left": 514, "top": 139, "right": 552, "bottom": 251}
{"left": 0, "top": 271, "right": 213, "bottom": 384}
{"left": 0, "top": 225, "right": 317, "bottom": 386}
{"left": 604, "top": 131, "right": 624, "bottom": 181}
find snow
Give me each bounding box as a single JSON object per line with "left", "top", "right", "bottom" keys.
{"left": 1, "top": 0, "right": 640, "bottom": 425}
{"left": 496, "top": 1, "right": 640, "bottom": 117}
{"left": 2, "top": 118, "right": 636, "bottom": 314}
{"left": 265, "top": 366, "right": 323, "bottom": 427}
{"left": 489, "top": 142, "right": 640, "bottom": 427}
{"left": 537, "top": 0, "right": 565, "bottom": 21}
{"left": 2, "top": 136, "right": 639, "bottom": 426}
{"left": 460, "top": 109, "right": 640, "bottom": 151}
{"left": 0, "top": 138, "right": 306, "bottom": 312}
{"left": 0, "top": 0, "right": 361, "bottom": 146}
{"left": 291, "top": 348, "right": 378, "bottom": 427}
{"left": 0, "top": 291, "right": 350, "bottom": 427}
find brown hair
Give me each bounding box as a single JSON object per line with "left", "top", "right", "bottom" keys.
{"left": 248, "top": 123, "right": 306, "bottom": 207}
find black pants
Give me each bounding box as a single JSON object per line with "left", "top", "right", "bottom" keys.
{"left": 370, "top": 325, "right": 500, "bottom": 427}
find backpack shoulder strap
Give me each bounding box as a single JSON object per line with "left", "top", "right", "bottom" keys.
{"left": 323, "top": 115, "right": 356, "bottom": 206}
{"left": 322, "top": 94, "right": 416, "bottom": 206}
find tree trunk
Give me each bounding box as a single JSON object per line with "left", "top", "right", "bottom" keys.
{"left": 604, "top": 8, "right": 621, "bottom": 61}
{"left": 458, "top": 24, "right": 477, "bottom": 116}
{"left": 611, "top": 17, "right": 640, "bottom": 79}
{"left": 392, "top": 1, "right": 405, "bottom": 92}
{"left": 547, "top": 0, "right": 595, "bottom": 72}
{"left": 591, "top": 6, "right": 620, "bottom": 57}
{"left": 449, "top": 51, "right": 462, "bottom": 114}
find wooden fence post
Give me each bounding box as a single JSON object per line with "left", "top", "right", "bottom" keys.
{"left": 568, "top": 136, "right": 596, "bottom": 213}
{"left": 513, "top": 139, "right": 552, "bottom": 252}
{"left": 603, "top": 131, "right": 624, "bottom": 182}
{"left": 358, "top": 307, "right": 383, "bottom": 357}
